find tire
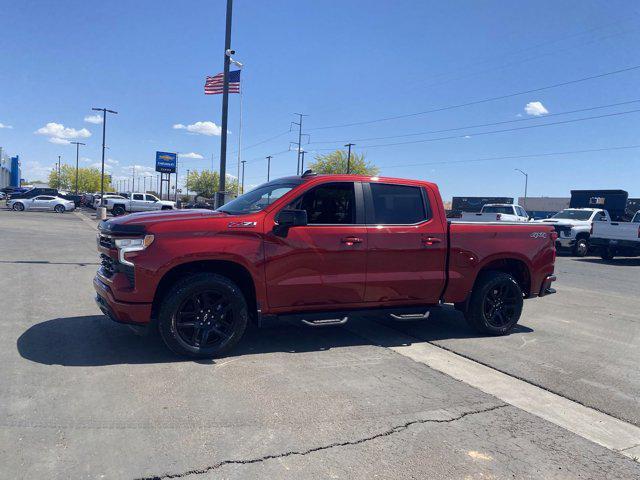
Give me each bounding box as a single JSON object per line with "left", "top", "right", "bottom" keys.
{"left": 572, "top": 237, "right": 589, "bottom": 257}
{"left": 600, "top": 249, "right": 615, "bottom": 261}
{"left": 158, "top": 273, "right": 248, "bottom": 358}
{"left": 54, "top": 204, "right": 65, "bottom": 213}
{"left": 161, "top": 206, "right": 172, "bottom": 210}
{"left": 112, "top": 205, "right": 126, "bottom": 216}
{"left": 13, "top": 202, "right": 25, "bottom": 211}
{"left": 464, "top": 271, "right": 524, "bottom": 336}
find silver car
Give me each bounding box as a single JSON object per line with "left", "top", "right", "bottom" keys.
{"left": 7, "top": 195, "right": 76, "bottom": 213}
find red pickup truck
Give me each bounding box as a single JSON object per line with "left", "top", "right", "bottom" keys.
{"left": 94, "top": 173, "right": 557, "bottom": 358}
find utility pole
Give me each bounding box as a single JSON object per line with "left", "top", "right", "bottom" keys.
{"left": 291, "top": 113, "right": 308, "bottom": 175}
{"left": 57, "top": 155, "right": 61, "bottom": 189}
{"left": 345, "top": 143, "right": 354, "bottom": 174}
{"left": 186, "top": 169, "right": 190, "bottom": 197}
{"left": 69, "top": 141, "right": 85, "bottom": 194}
{"left": 240, "top": 160, "right": 246, "bottom": 194}
{"left": 91, "top": 107, "right": 117, "bottom": 210}
{"left": 131, "top": 166, "right": 135, "bottom": 193}
{"left": 300, "top": 150, "right": 306, "bottom": 173}
{"left": 266, "top": 155, "right": 272, "bottom": 182}
{"left": 515, "top": 168, "right": 528, "bottom": 209}
{"left": 216, "top": 0, "right": 234, "bottom": 208}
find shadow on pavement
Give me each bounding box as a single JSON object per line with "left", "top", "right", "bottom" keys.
{"left": 17, "top": 307, "right": 533, "bottom": 367}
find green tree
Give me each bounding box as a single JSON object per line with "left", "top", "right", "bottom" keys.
{"left": 308, "top": 149, "right": 379, "bottom": 175}
{"left": 48, "top": 164, "right": 113, "bottom": 192}
{"left": 185, "top": 170, "right": 239, "bottom": 198}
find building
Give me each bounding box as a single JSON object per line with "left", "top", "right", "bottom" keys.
{"left": 518, "top": 197, "right": 569, "bottom": 219}
{"left": 0, "top": 147, "right": 21, "bottom": 189}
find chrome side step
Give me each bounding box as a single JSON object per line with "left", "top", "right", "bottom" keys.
{"left": 389, "top": 311, "right": 430, "bottom": 321}
{"left": 301, "top": 316, "right": 349, "bottom": 327}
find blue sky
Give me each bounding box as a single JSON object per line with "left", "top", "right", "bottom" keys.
{"left": 1, "top": 0, "right": 639, "bottom": 200}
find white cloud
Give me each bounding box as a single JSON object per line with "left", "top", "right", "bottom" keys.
{"left": 34, "top": 122, "right": 92, "bottom": 143}
{"left": 122, "top": 164, "right": 156, "bottom": 175}
{"left": 84, "top": 114, "right": 103, "bottom": 124}
{"left": 173, "top": 121, "right": 222, "bottom": 136}
{"left": 178, "top": 152, "right": 204, "bottom": 159}
{"left": 524, "top": 101, "right": 549, "bottom": 116}
{"left": 106, "top": 158, "right": 119, "bottom": 166}
{"left": 49, "top": 137, "right": 71, "bottom": 145}
{"left": 0, "top": 123, "right": 13, "bottom": 129}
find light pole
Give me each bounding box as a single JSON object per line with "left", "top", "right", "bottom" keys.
{"left": 515, "top": 168, "right": 528, "bottom": 209}
{"left": 57, "top": 155, "right": 61, "bottom": 189}
{"left": 241, "top": 160, "right": 246, "bottom": 194}
{"left": 345, "top": 143, "right": 354, "bottom": 174}
{"left": 266, "top": 155, "right": 272, "bottom": 182}
{"left": 69, "top": 141, "right": 85, "bottom": 194}
{"left": 186, "top": 169, "right": 190, "bottom": 197}
{"left": 92, "top": 107, "right": 118, "bottom": 214}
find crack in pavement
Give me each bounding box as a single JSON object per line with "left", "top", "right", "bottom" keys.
{"left": 134, "top": 403, "right": 508, "bottom": 480}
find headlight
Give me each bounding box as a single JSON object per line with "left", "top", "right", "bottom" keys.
{"left": 115, "top": 235, "right": 154, "bottom": 266}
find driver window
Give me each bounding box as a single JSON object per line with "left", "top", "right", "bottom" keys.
{"left": 145, "top": 195, "right": 157, "bottom": 201}
{"left": 287, "top": 182, "right": 356, "bottom": 225}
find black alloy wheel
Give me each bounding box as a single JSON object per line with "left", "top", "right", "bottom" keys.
{"left": 464, "top": 271, "right": 524, "bottom": 335}
{"left": 158, "top": 273, "right": 248, "bottom": 358}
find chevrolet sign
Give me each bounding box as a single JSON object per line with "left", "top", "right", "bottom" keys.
{"left": 155, "top": 151, "right": 177, "bottom": 173}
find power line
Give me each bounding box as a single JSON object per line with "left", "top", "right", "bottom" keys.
{"left": 314, "top": 108, "right": 640, "bottom": 150}
{"left": 309, "top": 63, "right": 640, "bottom": 131}
{"left": 309, "top": 99, "right": 640, "bottom": 145}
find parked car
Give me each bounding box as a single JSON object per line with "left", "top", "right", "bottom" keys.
{"left": 0, "top": 192, "right": 6, "bottom": 200}
{"left": 60, "top": 194, "right": 82, "bottom": 207}
{"left": 92, "top": 193, "right": 119, "bottom": 209}
{"left": 8, "top": 195, "right": 75, "bottom": 213}
{"left": 94, "top": 173, "right": 557, "bottom": 358}
{"left": 103, "top": 193, "right": 176, "bottom": 215}
{"left": 590, "top": 211, "right": 640, "bottom": 260}
{"left": 7, "top": 187, "right": 59, "bottom": 201}
{"left": 457, "top": 204, "right": 530, "bottom": 222}
{"left": 535, "top": 208, "right": 609, "bottom": 256}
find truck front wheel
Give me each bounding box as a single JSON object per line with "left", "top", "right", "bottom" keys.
{"left": 112, "top": 205, "right": 126, "bottom": 216}
{"left": 158, "top": 273, "right": 248, "bottom": 358}
{"left": 572, "top": 237, "right": 589, "bottom": 257}
{"left": 464, "top": 271, "right": 523, "bottom": 336}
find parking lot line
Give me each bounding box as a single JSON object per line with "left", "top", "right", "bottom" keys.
{"left": 348, "top": 320, "right": 640, "bottom": 462}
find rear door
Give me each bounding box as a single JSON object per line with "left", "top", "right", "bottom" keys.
{"left": 363, "top": 182, "right": 446, "bottom": 304}
{"left": 264, "top": 181, "right": 368, "bottom": 309}
{"left": 131, "top": 193, "right": 146, "bottom": 211}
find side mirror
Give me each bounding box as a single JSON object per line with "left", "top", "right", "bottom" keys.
{"left": 273, "top": 209, "right": 307, "bottom": 237}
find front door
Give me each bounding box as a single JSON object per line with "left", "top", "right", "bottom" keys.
{"left": 363, "top": 182, "right": 446, "bottom": 304}
{"left": 264, "top": 181, "right": 367, "bottom": 310}
{"left": 32, "top": 196, "right": 54, "bottom": 210}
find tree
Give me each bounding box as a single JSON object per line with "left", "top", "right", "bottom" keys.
{"left": 48, "top": 164, "right": 113, "bottom": 192}
{"left": 308, "top": 149, "right": 379, "bottom": 175}
{"left": 185, "top": 170, "right": 239, "bottom": 198}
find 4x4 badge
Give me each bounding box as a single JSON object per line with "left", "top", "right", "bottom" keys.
{"left": 530, "top": 232, "right": 547, "bottom": 238}
{"left": 228, "top": 221, "right": 257, "bottom": 228}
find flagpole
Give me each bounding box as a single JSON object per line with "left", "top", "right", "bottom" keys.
{"left": 236, "top": 81, "right": 243, "bottom": 196}
{"left": 216, "top": 0, "right": 233, "bottom": 208}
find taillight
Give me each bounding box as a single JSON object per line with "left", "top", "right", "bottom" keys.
{"left": 551, "top": 231, "right": 558, "bottom": 241}
{"left": 637, "top": 226, "right": 640, "bottom": 238}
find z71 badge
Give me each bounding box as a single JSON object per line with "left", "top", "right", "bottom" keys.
{"left": 228, "top": 221, "right": 257, "bottom": 228}
{"left": 530, "top": 232, "right": 548, "bottom": 239}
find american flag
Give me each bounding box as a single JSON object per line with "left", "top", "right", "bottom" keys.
{"left": 204, "top": 70, "right": 241, "bottom": 95}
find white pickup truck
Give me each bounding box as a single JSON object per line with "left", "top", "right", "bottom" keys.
{"left": 590, "top": 211, "right": 640, "bottom": 260}
{"left": 535, "top": 208, "right": 609, "bottom": 257}
{"left": 104, "top": 193, "right": 176, "bottom": 216}
{"left": 458, "top": 204, "right": 530, "bottom": 223}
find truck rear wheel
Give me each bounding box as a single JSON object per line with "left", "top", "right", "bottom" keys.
{"left": 464, "top": 271, "right": 523, "bottom": 336}
{"left": 600, "top": 248, "right": 615, "bottom": 261}
{"left": 158, "top": 273, "right": 248, "bottom": 358}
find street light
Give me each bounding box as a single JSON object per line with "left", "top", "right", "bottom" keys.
{"left": 92, "top": 107, "right": 117, "bottom": 216}
{"left": 69, "top": 142, "right": 85, "bottom": 195}
{"left": 515, "top": 169, "right": 528, "bottom": 209}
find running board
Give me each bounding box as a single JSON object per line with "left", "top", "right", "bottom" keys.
{"left": 301, "top": 316, "right": 349, "bottom": 327}
{"left": 389, "top": 311, "right": 430, "bottom": 321}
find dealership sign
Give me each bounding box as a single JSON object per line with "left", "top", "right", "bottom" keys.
{"left": 155, "top": 151, "right": 177, "bottom": 173}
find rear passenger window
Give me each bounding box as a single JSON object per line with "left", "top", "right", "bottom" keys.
{"left": 369, "top": 183, "right": 427, "bottom": 224}
{"left": 133, "top": 194, "right": 144, "bottom": 201}
{"left": 288, "top": 182, "right": 356, "bottom": 224}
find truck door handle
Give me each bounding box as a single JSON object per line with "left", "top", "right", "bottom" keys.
{"left": 421, "top": 236, "right": 442, "bottom": 246}
{"left": 341, "top": 236, "right": 363, "bottom": 246}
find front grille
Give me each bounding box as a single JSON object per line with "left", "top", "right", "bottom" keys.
{"left": 553, "top": 225, "right": 572, "bottom": 236}
{"left": 99, "top": 253, "right": 135, "bottom": 288}
{"left": 98, "top": 234, "right": 114, "bottom": 249}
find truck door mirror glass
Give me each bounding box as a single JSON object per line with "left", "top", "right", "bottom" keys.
{"left": 274, "top": 209, "right": 307, "bottom": 237}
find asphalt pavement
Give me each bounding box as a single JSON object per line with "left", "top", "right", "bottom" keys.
{"left": 0, "top": 208, "right": 638, "bottom": 479}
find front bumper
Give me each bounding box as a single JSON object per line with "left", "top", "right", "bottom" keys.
{"left": 94, "top": 276, "right": 152, "bottom": 325}
{"left": 555, "top": 237, "right": 575, "bottom": 249}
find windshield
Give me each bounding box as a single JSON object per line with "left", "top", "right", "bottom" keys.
{"left": 551, "top": 209, "right": 593, "bottom": 220}
{"left": 483, "top": 206, "right": 513, "bottom": 214}
{"left": 217, "top": 180, "right": 302, "bottom": 215}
